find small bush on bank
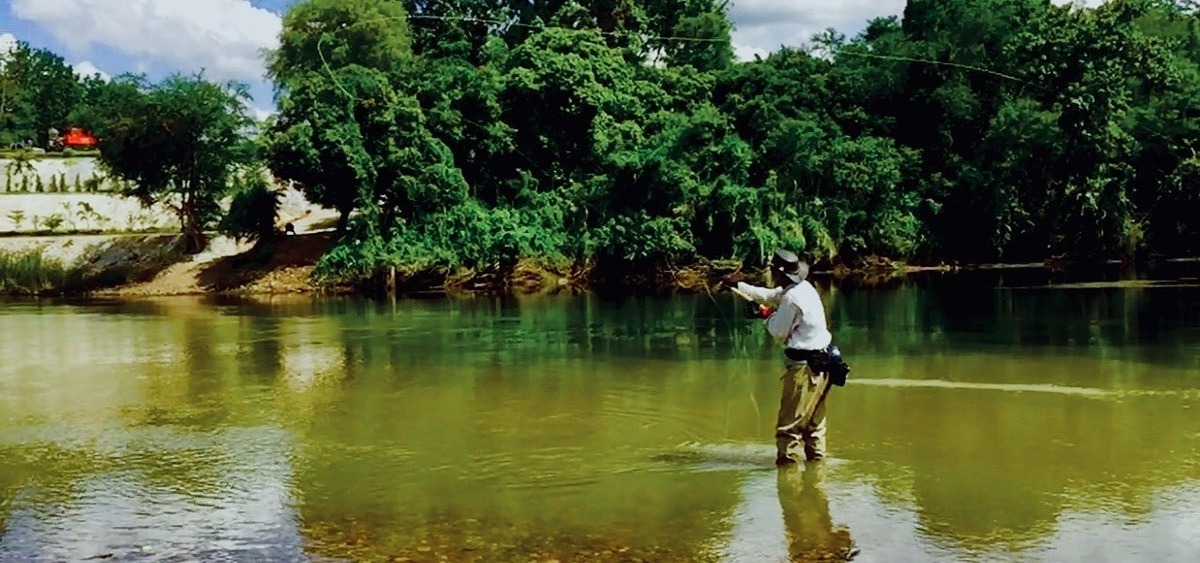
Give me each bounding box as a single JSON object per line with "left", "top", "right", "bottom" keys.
{"left": 0, "top": 248, "right": 73, "bottom": 295}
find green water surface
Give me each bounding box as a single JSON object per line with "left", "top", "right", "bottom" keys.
{"left": 1, "top": 267, "right": 1198, "bottom": 562}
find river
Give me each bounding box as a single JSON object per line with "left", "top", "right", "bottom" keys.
{"left": 1, "top": 264, "right": 1198, "bottom": 562}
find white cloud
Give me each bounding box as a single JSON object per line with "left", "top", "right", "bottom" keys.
{"left": 0, "top": 32, "right": 17, "bottom": 55}
{"left": 727, "top": 0, "right": 1111, "bottom": 58}
{"left": 72, "top": 60, "right": 110, "bottom": 81}
{"left": 10, "top": 0, "right": 281, "bottom": 83}
{"left": 251, "top": 106, "right": 276, "bottom": 122}
{"left": 728, "top": 0, "right": 907, "bottom": 56}
{"left": 733, "top": 43, "right": 770, "bottom": 63}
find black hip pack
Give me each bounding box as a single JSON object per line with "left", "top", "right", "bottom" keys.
{"left": 785, "top": 345, "right": 851, "bottom": 387}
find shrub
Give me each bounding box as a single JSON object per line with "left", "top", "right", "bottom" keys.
{"left": 219, "top": 169, "right": 283, "bottom": 244}
{"left": 0, "top": 249, "right": 73, "bottom": 295}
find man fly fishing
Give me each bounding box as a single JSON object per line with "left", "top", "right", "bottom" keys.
{"left": 727, "top": 250, "right": 848, "bottom": 465}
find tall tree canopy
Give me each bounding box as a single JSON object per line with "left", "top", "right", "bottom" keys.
{"left": 264, "top": 0, "right": 1200, "bottom": 281}
{"left": 0, "top": 42, "right": 82, "bottom": 148}
{"left": 92, "top": 74, "right": 256, "bottom": 252}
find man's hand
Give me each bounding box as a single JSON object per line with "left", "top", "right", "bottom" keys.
{"left": 745, "top": 302, "right": 772, "bottom": 319}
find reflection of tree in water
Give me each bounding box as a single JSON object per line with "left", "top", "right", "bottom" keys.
{"left": 778, "top": 464, "right": 859, "bottom": 562}
{"left": 828, "top": 269, "right": 1200, "bottom": 370}
{"left": 837, "top": 378, "right": 1200, "bottom": 554}
{"left": 236, "top": 313, "right": 284, "bottom": 385}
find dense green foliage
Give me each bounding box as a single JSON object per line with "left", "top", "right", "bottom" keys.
{"left": 0, "top": 41, "right": 124, "bottom": 150}
{"left": 219, "top": 167, "right": 285, "bottom": 245}
{"left": 10, "top": 0, "right": 1200, "bottom": 288}
{"left": 261, "top": 0, "right": 1200, "bottom": 285}
{"left": 90, "top": 74, "right": 258, "bottom": 252}
{"left": 0, "top": 42, "right": 86, "bottom": 148}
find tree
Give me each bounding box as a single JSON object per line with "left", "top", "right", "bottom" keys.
{"left": 0, "top": 42, "right": 81, "bottom": 147}
{"left": 219, "top": 167, "right": 283, "bottom": 245}
{"left": 95, "top": 74, "right": 256, "bottom": 253}
{"left": 662, "top": 7, "right": 734, "bottom": 71}
{"left": 267, "top": 0, "right": 414, "bottom": 87}
{"left": 1009, "top": 0, "right": 1183, "bottom": 259}
{"left": 69, "top": 74, "right": 143, "bottom": 136}
{"left": 266, "top": 65, "right": 467, "bottom": 237}
{"left": 265, "top": 0, "right": 422, "bottom": 233}
{"left": 267, "top": 0, "right": 475, "bottom": 283}
{"left": 635, "top": 0, "right": 735, "bottom": 68}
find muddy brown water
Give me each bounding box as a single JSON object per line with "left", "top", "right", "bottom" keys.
{"left": 2, "top": 265, "right": 1199, "bottom": 562}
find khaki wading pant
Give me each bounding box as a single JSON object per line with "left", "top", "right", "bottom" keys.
{"left": 776, "top": 361, "right": 831, "bottom": 462}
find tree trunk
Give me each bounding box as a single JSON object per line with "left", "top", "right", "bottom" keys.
{"left": 337, "top": 208, "right": 351, "bottom": 233}
{"left": 381, "top": 206, "right": 396, "bottom": 239}
{"left": 181, "top": 193, "right": 206, "bottom": 254}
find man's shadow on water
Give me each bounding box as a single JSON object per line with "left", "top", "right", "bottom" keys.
{"left": 777, "top": 463, "right": 860, "bottom": 562}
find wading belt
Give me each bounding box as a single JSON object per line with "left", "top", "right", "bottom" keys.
{"left": 784, "top": 347, "right": 825, "bottom": 363}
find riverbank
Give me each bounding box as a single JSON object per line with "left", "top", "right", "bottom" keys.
{"left": 7, "top": 223, "right": 1190, "bottom": 298}
{"left": 0, "top": 229, "right": 1077, "bottom": 299}
{"left": 0, "top": 231, "right": 345, "bottom": 298}
{"left": 5, "top": 177, "right": 1164, "bottom": 298}
{"left": 0, "top": 186, "right": 343, "bottom": 297}
{"left": 0, "top": 233, "right": 873, "bottom": 297}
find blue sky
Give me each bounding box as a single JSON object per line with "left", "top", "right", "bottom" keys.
{"left": 0, "top": 0, "right": 1099, "bottom": 120}
{"left": 1, "top": 0, "right": 298, "bottom": 119}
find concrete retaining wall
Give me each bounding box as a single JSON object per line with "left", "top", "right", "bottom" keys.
{"left": 0, "top": 156, "right": 121, "bottom": 193}
{"left": 0, "top": 193, "right": 177, "bottom": 233}
{"left": 1, "top": 156, "right": 328, "bottom": 235}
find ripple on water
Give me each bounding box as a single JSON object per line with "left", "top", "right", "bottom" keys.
{"left": 650, "top": 441, "right": 778, "bottom": 473}
{"left": 501, "top": 446, "right": 604, "bottom": 493}
{"left": 594, "top": 386, "right": 719, "bottom": 438}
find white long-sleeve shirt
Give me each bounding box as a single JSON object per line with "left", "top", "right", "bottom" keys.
{"left": 736, "top": 281, "right": 832, "bottom": 351}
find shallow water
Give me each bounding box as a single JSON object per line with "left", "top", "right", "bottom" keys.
{"left": 1, "top": 266, "right": 1199, "bottom": 562}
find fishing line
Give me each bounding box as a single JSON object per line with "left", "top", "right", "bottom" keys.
{"left": 664, "top": 259, "right": 762, "bottom": 438}
{"left": 307, "top": 0, "right": 1199, "bottom": 122}
{"left": 408, "top": 13, "right": 735, "bottom": 43}
{"left": 313, "top": 10, "right": 1049, "bottom": 107}
{"left": 834, "top": 50, "right": 1028, "bottom": 84}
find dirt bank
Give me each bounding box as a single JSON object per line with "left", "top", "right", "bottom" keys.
{"left": 98, "top": 231, "right": 340, "bottom": 296}
{"left": 0, "top": 187, "right": 346, "bottom": 297}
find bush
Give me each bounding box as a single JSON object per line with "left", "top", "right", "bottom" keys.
{"left": 219, "top": 169, "right": 282, "bottom": 244}
{"left": 0, "top": 249, "right": 73, "bottom": 295}
{"left": 315, "top": 198, "right": 574, "bottom": 283}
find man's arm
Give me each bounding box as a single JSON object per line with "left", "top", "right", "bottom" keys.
{"left": 734, "top": 282, "right": 784, "bottom": 308}
{"left": 766, "top": 295, "right": 801, "bottom": 344}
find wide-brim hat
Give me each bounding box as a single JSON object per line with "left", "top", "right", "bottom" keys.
{"left": 770, "top": 249, "right": 808, "bottom": 285}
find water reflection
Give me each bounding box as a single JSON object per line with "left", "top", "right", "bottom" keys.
{"left": 0, "top": 266, "right": 1198, "bottom": 560}
{"left": 0, "top": 428, "right": 304, "bottom": 561}
{"left": 778, "top": 464, "right": 858, "bottom": 562}
{"left": 716, "top": 463, "right": 859, "bottom": 563}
